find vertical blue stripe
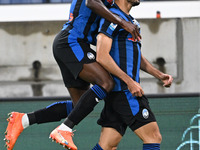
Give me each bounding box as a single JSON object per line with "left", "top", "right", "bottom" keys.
{"left": 136, "top": 43, "right": 141, "bottom": 82}
{"left": 95, "top": 85, "right": 106, "bottom": 98}
{"left": 92, "top": 143, "right": 103, "bottom": 150}
{"left": 91, "top": 85, "right": 102, "bottom": 98}
{"left": 69, "top": 42, "right": 84, "bottom": 61}
{"left": 91, "top": 85, "right": 107, "bottom": 99}
{"left": 94, "top": 86, "right": 104, "bottom": 98}
{"left": 126, "top": 39, "right": 134, "bottom": 79}
{"left": 91, "top": 88, "right": 101, "bottom": 99}
{"left": 106, "top": 24, "right": 115, "bottom": 35}
{"left": 73, "top": 0, "right": 92, "bottom": 40}
{"left": 66, "top": 100, "right": 73, "bottom": 116}
{"left": 69, "top": 0, "right": 76, "bottom": 16}
{"left": 143, "top": 144, "right": 160, "bottom": 150}
{"left": 110, "top": 35, "right": 121, "bottom": 91}
{"left": 124, "top": 90, "right": 139, "bottom": 116}
{"left": 46, "top": 101, "right": 73, "bottom": 116}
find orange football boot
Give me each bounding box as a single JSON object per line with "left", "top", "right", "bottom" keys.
{"left": 50, "top": 126, "right": 77, "bottom": 150}
{"left": 5, "top": 112, "right": 25, "bottom": 150}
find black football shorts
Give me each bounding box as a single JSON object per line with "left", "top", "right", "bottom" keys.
{"left": 98, "top": 91, "right": 156, "bottom": 136}
{"left": 53, "top": 29, "right": 96, "bottom": 88}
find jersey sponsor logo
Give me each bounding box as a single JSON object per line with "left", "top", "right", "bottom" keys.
{"left": 128, "top": 37, "right": 141, "bottom": 42}
{"left": 87, "top": 52, "right": 95, "bottom": 60}
{"left": 128, "top": 38, "right": 135, "bottom": 42}
{"left": 69, "top": 13, "right": 74, "bottom": 21}
{"left": 142, "top": 108, "right": 149, "bottom": 119}
{"left": 109, "top": 23, "right": 117, "bottom": 31}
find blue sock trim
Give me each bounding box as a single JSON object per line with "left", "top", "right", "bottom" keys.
{"left": 143, "top": 143, "right": 160, "bottom": 150}
{"left": 46, "top": 100, "right": 73, "bottom": 116}
{"left": 91, "top": 85, "right": 107, "bottom": 100}
{"left": 46, "top": 101, "right": 67, "bottom": 109}
{"left": 66, "top": 100, "right": 73, "bottom": 115}
{"left": 92, "top": 143, "right": 103, "bottom": 150}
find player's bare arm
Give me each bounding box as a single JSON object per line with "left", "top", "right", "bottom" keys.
{"left": 86, "top": 0, "right": 141, "bottom": 41}
{"left": 140, "top": 54, "right": 173, "bottom": 87}
{"left": 96, "top": 33, "right": 144, "bottom": 97}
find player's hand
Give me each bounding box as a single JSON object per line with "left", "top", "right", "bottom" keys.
{"left": 160, "top": 74, "right": 173, "bottom": 88}
{"left": 121, "top": 20, "right": 141, "bottom": 41}
{"left": 127, "top": 80, "right": 144, "bottom": 97}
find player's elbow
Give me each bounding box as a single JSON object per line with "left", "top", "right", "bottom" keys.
{"left": 85, "top": 0, "right": 94, "bottom": 8}
{"left": 86, "top": 0, "right": 101, "bottom": 9}
{"left": 96, "top": 54, "right": 103, "bottom": 64}
{"left": 97, "top": 54, "right": 107, "bottom": 68}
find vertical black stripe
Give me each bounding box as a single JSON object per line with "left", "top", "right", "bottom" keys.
{"left": 64, "top": 0, "right": 84, "bottom": 42}
{"left": 83, "top": 12, "right": 97, "bottom": 41}
{"left": 132, "top": 43, "right": 138, "bottom": 81}
{"left": 118, "top": 31, "right": 129, "bottom": 90}
{"left": 91, "top": 16, "right": 99, "bottom": 43}
{"left": 112, "top": 25, "right": 121, "bottom": 37}
{"left": 91, "top": 28, "right": 98, "bottom": 44}
{"left": 101, "top": 19, "right": 112, "bottom": 32}
{"left": 72, "top": 0, "right": 84, "bottom": 21}
{"left": 66, "top": 0, "right": 84, "bottom": 27}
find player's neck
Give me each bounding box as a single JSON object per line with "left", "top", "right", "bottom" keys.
{"left": 115, "top": 0, "right": 132, "bottom": 15}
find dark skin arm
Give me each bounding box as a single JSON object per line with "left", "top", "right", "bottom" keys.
{"left": 85, "top": 0, "right": 141, "bottom": 41}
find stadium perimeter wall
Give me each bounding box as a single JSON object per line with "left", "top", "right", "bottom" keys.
{"left": 0, "top": 18, "right": 199, "bottom": 97}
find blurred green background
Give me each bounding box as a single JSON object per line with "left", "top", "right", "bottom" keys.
{"left": 0, "top": 95, "right": 199, "bottom": 150}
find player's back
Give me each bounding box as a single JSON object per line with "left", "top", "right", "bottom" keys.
{"left": 62, "top": 0, "right": 112, "bottom": 45}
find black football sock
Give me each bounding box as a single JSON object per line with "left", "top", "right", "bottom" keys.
{"left": 27, "top": 100, "right": 73, "bottom": 125}
{"left": 64, "top": 85, "right": 107, "bottom": 127}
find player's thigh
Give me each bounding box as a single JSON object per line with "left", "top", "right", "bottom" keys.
{"left": 110, "top": 92, "right": 161, "bottom": 143}
{"left": 79, "top": 62, "right": 114, "bottom": 92}
{"left": 99, "top": 127, "right": 122, "bottom": 150}
{"left": 134, "top": 122, "right": 162, "bottom": 143}
{"left": 54, "top": 52, "right": 90, "bottom": 104}
{"left": 54, "top": 37, "right": 114, "bottom": 92}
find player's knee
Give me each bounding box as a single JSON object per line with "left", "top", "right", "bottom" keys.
{"left": 157, "top": 132, "right": 162, "bottom": 143}
{"left": 112, "top": 146, "right": 118, "bottom": 150}
{"left": 142, "top": 130, "right": 162, "bottom": 143}
{"left": 99, "top": 140, "right": 119, "bottom": 150}
{"left": 109, "top": 144, "right": 118, "bottom": 150}
{"left": 98, "top": 77, "right": 114, "bottom": 93}
{"left": 152, "top": 131, "right": 162, "bottom": 143}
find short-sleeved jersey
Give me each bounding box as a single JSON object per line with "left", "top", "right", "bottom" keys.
{"left": 62, "top": 0, "right": 113, "bottom": 45}
{"left": 98, "top": 3, "right": 141, "bottom": 91}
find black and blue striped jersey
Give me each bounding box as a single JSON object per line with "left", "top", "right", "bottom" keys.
{"left": 98, "top": 3, "right": 141, "bottom": 91}
{"left": 62, "top": 0, "right": 113, "bottom": 45}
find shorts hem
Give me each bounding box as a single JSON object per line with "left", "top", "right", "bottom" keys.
{"left": 130, "top": 120, "right": 157, "bottom": 131}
